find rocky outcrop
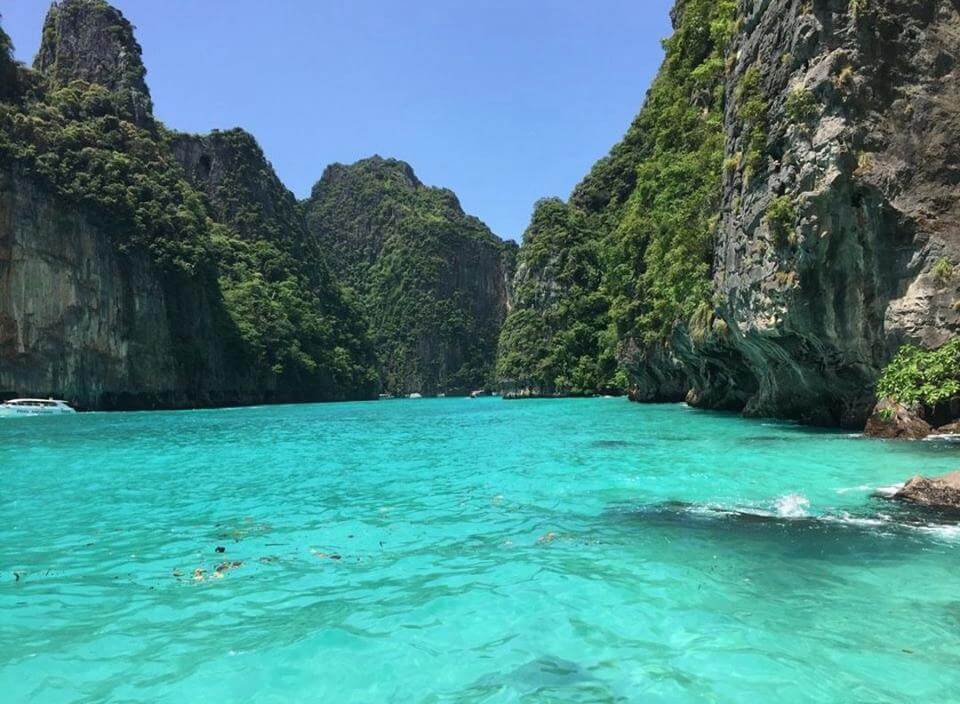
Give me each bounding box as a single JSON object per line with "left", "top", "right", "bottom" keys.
{"left": 304, "top": 156, "right": 515, "bottom": 396}
{"left": 34, "top": 0, "right": 153, "bottom": 125}
{"left": 170, "top": 129, "right": 310, "bottom": 252}
{"left": 699, "top": 0, "right": 960, "bottom": 427}
{"left": 864, "top": 398, "right": 932, "bottom": 439}
{"left": 893, "top": 472, "right": 960, "bottom": 510}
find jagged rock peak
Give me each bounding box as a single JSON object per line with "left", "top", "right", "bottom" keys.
{"left": 35, "top": 0, "right": 152, "bottom": 123}
{"left": 315, "top": 155, "right": 422, "bottom": 191}
{"left": 170, "top": 127, "right": 320, "bottom": 256}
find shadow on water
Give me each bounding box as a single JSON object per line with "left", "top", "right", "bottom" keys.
{"left": 605, "top": 499, "right": 960, "bottom": 561}
{"left": 462, "top": 655, "right": 628, "bottom": 703}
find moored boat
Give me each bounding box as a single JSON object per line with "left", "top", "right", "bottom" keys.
{"left": 0, "top": 398, "right": 77, "bottom": 417}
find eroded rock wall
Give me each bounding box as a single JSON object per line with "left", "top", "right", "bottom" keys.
{"left": 706, "top": 0, "right": 960, "bottom": 426}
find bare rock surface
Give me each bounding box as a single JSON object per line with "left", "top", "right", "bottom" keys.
{"left": 864, "top": 399, "right": 933, "bottom": 439}
{"left": 893, "top": 472, "right": 960, "bottom": 510}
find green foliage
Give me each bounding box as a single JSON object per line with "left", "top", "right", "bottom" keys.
{"left": 932, "top": 257, "right": 954, "bottom": 286}
{"left": 766, "top": 196, "right": 797, "bottom": 246}
{"left": 497, "top": 0, "right": 738, "bottom": 394}
{"left": 211, "top": 231, "right": 377, "bottom": 393}
{"left": 496, "top": 199, "right": 611, "bottom": 394}
{"left": 876, "top": 338, "right": 960, "bottom": 407}
{"left": 0, "top": 18, "right": 18, "bottom": 101}
{"left": 785, "top": 87, "right": 819, "bottom": 123}
{"left": 736, "top": 65, "right": 769, "bottom": 183}
{"left": 305, "top": 157, "right": 511, "bottom": 395}
{"left": 0, "top": 51, "right": 378, "bottom": 399}
{"left": 0, "top": 81, "right": 211, "bottom": 272}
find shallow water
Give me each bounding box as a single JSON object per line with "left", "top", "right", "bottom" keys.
{"left": 1, "top": 398, "right": 959, "bottom": 703}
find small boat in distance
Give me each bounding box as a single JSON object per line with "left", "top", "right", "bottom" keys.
{"left": 0, "top": 398, "right": 77, "bottom": 417}
{"left": 408, "top": 393, "right": 423, "bottom": 399}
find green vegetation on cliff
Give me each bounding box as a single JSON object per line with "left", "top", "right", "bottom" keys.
{"left": 305, "top": 157, "right": 514, "bottom": 395}
{"left": 0, "top": 18, "right": 17, "bottom": 100}
{"left": 497, "top": 0, "right": 737, "bottom": 394}
{"left": 172, "top": 129, "right": 379, "bottom": 393}
{"left": 496, "top": 198, "right": 613, "bottom": 394}
{"left": 0, "top": 82, "right": 212, "bottom": 271}
{"left": 876, "top": 338, "right": 960, "bottom": 407}
{"left": 0, "top": 5, "right": 379, "bottom": 402}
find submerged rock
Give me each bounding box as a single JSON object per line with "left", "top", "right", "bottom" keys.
{"left": 864, "top": 399, "right": 932, "bottom": 439}
{"left": 893, "top": 472, "right": 960, "bottom": 510}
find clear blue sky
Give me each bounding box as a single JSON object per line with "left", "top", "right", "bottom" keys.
{"left": 4, "top": 1, "right": 673, "bottom": 241}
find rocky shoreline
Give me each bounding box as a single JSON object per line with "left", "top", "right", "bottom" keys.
{"left": 864, "top": 398, "right": 960, "bottom": 440}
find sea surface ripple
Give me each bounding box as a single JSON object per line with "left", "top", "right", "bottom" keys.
{"left": 1, "top": 398, "right": 959, "bottom": 703}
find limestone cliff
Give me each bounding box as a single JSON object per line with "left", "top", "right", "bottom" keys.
{"left": 0, "top": 0, "right": 378, "bottom": 408}
{"left": 702, "top": 0, "right": 960, "bottom": 426}
{"left": 0, "top": 166, "right": 260, "bottom": 410}
{"left": 35, "top": 0, "right": 153, "bottom": 126}
{"left": 305, "top": 157, "right": 516, "bottom": 395}
{"left": 499, "top": 0, "right": 960, "bottom": 428}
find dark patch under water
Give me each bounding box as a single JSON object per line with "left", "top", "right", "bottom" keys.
{"left": 605, "top": 499, "right": 960, "bottom": 561}
{"left": 589, "top": 439, "right": 636, "bottom": 449}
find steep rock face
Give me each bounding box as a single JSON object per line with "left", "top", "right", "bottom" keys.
{"left": 0, "top": 2, "right": 378, "bottom": 408}
{"left": 0, "top": 168, "right": 257, "bottom": 409}
{"left": 496, "top": 198, "right": 612, "bottom": 396}
{"left": 499, "top": 0, "right": 960, "bottom": 428}
{"left": 34, "top": 0, "right": 153, "bottom": 125}
{"left": 305, "top": 157, "right": 516, "bottom": 395}
{"left": 703, "top": 0, "right": 960, "bottom": 426}
{"left": 170, "top": 129, "right": 379, "bottom": 399}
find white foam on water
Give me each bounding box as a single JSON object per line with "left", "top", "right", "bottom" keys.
{"left": 913, "top": 524, "right": 960, "bottom": 541}
{"left": 835, "top": 484, "right": 873, "bottom": 495}
{"left": 821, "top": 512, "right": 889, "bottom": 528}
{"left": 924, "top": 433, "right": 960, "bottom": 443}
{"left": 873, "top": 483, "right": 905, "bottom": 498}
{"left": 774, "top": 493, "right": 810, "bottom": 518}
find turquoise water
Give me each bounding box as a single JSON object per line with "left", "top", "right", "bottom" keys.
{"left": 2, "top": 398, "right": 959, "bottom": 703}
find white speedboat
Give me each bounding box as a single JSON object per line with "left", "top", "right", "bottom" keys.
{"left": 0, "top": 398, "right": 77, "bottom": 417}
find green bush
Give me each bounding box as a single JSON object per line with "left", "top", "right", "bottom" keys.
{"left": 932, "top": 257, "right": 954, "bottom": 286}
{"left": 766, "top": 196, "right": 797, "bottom": 246}
{"left": 785, "top": 88, "right": 818, "bottom": 123}
{"left": 876, "top": 338, "right": 960, "bottom": 406}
